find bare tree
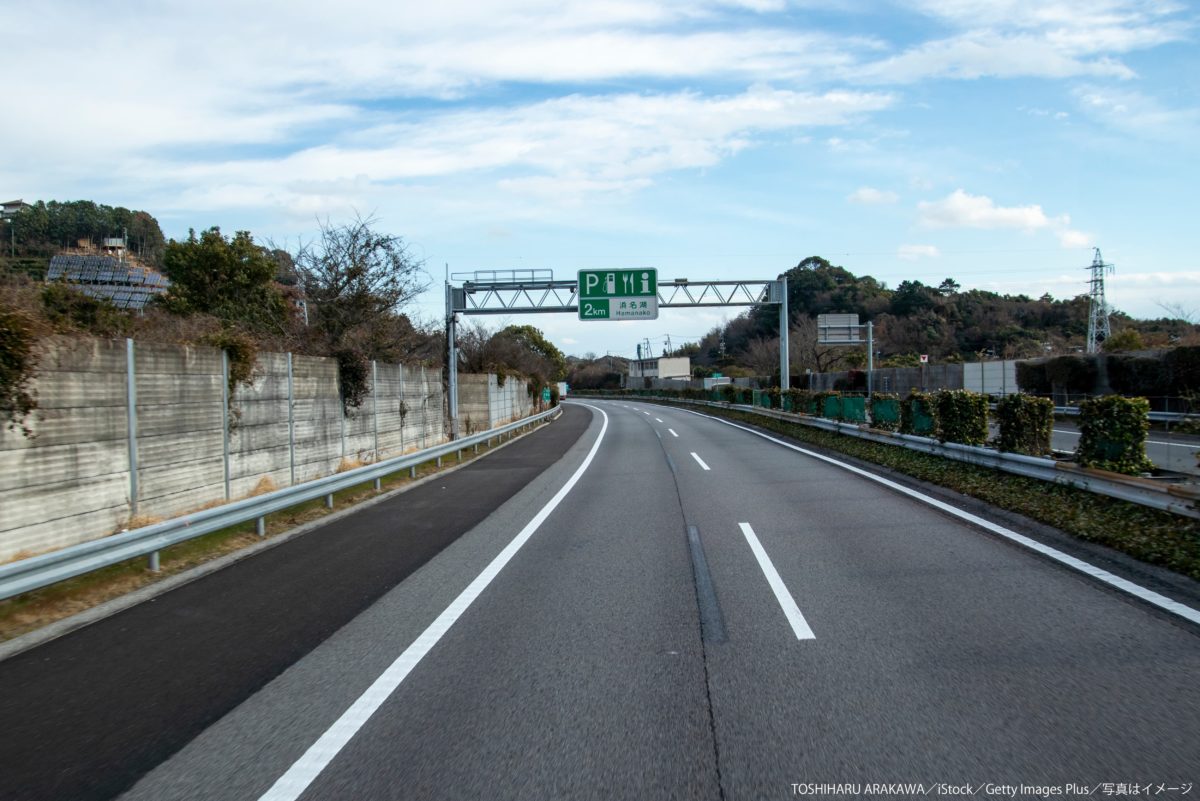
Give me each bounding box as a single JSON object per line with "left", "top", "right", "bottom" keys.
{"left": 740, "top": 336, "right": 780, "bottom": 376}
{"left": 1156, "top": 300, "right": 1197, "bottom": 324}
{"left": 788, "top": 316, "right": 848, "bottom": 373}
{"left": 294, "top": 214, "right": 429, "bottom": 358}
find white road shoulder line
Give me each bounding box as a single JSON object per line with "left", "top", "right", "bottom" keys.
{"left": 1053, "top": 428, "right": 1191, "bottom": 449}
{"left": 682, "top": 408, "right": 1200, "bottom": 627}
{"left": 257, "top": 406, "right": 611, "bottom": 801}
{"left": 668, "top": 429, "right": 679, "bottom": 438}
{"left": 691, "top": 452, "right": 711, "bottom": 471}
{"left": 739, "top": 523, "right": 816, "bottom": 641}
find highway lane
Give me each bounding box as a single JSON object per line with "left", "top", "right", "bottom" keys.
{"left": 112, "top": 399, "right": 1200, "bottom": 801}
{"left": 0, "top": 407, "right": 592, "bottom": 801}
{"left": 1049, "top": 420, "right": 1199, "bottom": 475}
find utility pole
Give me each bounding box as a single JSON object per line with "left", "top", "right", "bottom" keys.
{"left": 1086, "top": 247, "right": 1115, "bottom": 354}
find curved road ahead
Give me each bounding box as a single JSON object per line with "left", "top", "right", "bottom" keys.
{"left": 2, "top": 401, "right": 1198, "bottom": 801}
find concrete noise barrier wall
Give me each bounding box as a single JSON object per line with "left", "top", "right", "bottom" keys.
{"left": 0, "top": 337, "right": 448, "bottom": 562}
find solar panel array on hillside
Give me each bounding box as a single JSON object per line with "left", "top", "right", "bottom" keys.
{"left": 46, "top": 255, "right": 170, "bottom": 310}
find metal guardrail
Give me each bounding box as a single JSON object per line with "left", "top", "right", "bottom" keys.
{"left": 0, "top": 408, "right": 562, "bottom": 601}
{"left": 1051, "top": 406, "right": 1195, "bottom": 423}
{"left": 602, "top": 395, "right": 1200, "bottom": 520}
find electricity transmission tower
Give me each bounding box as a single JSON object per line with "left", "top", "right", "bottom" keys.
{"left": 1085, "top": 247, "right": 1115, "bottom": 354}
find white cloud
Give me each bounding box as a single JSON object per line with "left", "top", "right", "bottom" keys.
{"left": 134, "top": 87, "right": 894, "bottom": 215}
{"left": 1072, "top": 86, "right": 1200, "bottom": 141}
{"left": 1058, "top": 229, "right": 1092, "bottom": 248}
{"left": 917, "top": 189, "right": 1090, "bottom": 249}
{"left": 918, "top": 189, "right": 1061, "bottom": 230}
{"left": 849, "top": 0, "right": 1186, "bottom": 84}
{"left": 898, "top": 244, "right": 940, "bottom": 260}
{"left": 849, "top": 187, "right": 899, "bottom": 204}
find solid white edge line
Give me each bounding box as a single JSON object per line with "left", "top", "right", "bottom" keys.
{"left": 1053, "top": 428, "right": 1190, "bottom": 449}
{"left": 691, "top": 452, "right": 711, "bottom": 471}
{"left": 739, "top": 522, "right": 816, "bottom": 641}
{"left": 257, "top": 405, "right": 611, "bottom": 801}
{"left": 668, "top": 429, "right": 679, "bottom": 438}
{"left": 681, "top": 408, "right": 1200, "bottom": 627}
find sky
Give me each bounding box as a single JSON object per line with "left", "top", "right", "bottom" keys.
{"left": 3, "top": 0, "right": 1198, "bottom": 358}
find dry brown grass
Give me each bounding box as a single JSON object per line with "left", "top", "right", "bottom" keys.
{"left": 336, "top": 457, "right": 367, "bottom": 473}
{"left": 2, "top": 549, "right": 39, "bottom": 565}
{"left": 121, "top": 514, "right": 164, "bottom": 531}
{"left": 249, "top": 476, "right": 277, "bottom": 496}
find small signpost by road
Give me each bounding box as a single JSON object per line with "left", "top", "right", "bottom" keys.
{"left": 577, "top": 269, "right": 658, "bottom": 321}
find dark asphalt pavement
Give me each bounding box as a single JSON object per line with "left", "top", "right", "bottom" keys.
{"left": 0, "top": 407, "right": 590, "bottom": 801}
{"left": 3, "top": 400, "right": 1199, "bottom": 801}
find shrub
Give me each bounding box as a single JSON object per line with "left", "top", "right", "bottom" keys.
{"left": 1164, "top": 346, "right": 1200, "bottom": 394}
{"left": 786, "top": 389, "right": 817, "bottom": 414}
{"left": 934, "top": 389, "right": 989, "bottom": 445}
{"left": 900, "top": 391, "right": 937, "bottom": 435}
{"left": 1076, "top": 395, "right": 1154, "bottom": 475}
{"left": 869, "top": 393, "right": 901, "bottom": 431}
{"left": 1107, "top": 355, "right": 1169, "bottom": 398}
{"left": 1016, "top": 361, "right": 1050, "bottom": 394}
{"left": 1044, "top": 355, "right": 1098, "bottom": 395}
{"left": 995, "top": 393, "right": 1053, "bottom": 455}
{"left": 815, "top": 391, "right": 841, "bottom": 419}
{"left": 40, "top": 283, "right": 131, "bottom": 338}
{"left": 720, "top": 383, "right": 737, "bottom": 403}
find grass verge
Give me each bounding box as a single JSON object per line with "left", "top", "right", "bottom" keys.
{"left": 0, "top": 432, "right": 525, "bottom": 643}
{"left": 676, "top": 401, "right": 1200, "bottom": 581}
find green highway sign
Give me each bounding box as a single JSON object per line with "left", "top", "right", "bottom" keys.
{"left": 577, "top": 269, "right": 658, "bottom": 321}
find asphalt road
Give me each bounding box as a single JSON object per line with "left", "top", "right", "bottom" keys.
{"left": 1049, "top": 419, "right": 1200, "bottom": 475}
{"left": 3, "top": 401, "right": 1199, "bottom": 801}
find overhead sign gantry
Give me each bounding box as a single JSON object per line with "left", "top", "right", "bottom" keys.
{"left": 445, "top": 270, "right": 788, "bottom": 437}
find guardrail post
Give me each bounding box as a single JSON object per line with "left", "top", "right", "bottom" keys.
{"left": 126, "top": 338, "right": 139, "bottom": 518}
{"left": 436, "top": 455, "right": 442, "bottom": 468}
{"left": 374, "top": 478, "right": 382, "bottom": 491}
{"left": 288, "top": 353, "right": 296, "bottom": 486}
{"left": 147, "top": 550, "right": 159, "bottom": 572}
{"left": 221, "top": 350, "right": 231, "bottom": 500}
{"left": 325, "top": 493, "right": 334, "bottom": 509}
{"left": 256, "top": 517, "right": 265, "bottom": 537}
{"left": 410, "top": 466, "right": 416, "bottom": 478}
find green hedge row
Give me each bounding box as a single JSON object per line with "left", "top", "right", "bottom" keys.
{"left": 576, "top": 387, "right": 1157, "bottom": 475}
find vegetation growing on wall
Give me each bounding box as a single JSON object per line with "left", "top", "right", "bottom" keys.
{"left": 0, "top": 303, "right": 39, "bottom": 435}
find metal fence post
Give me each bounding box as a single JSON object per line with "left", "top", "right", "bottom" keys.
{"left": 125, "top": 338, "right": 139, "bottom": 518}
{"left": 372, "top": 359, "right": 379, "bottom": 461}
{"left": 222, "top": 350, "right": 231, "bottom": 500}
{"left": 288, "top": 352, "right": 296, "bottom": 485}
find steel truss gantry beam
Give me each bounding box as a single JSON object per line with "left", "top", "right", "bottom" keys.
{"left": 445, "top": 271, "right": 788, "bottom": 438}
{"left": 449, "top": 277, "right": 782, "bottom": 315}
